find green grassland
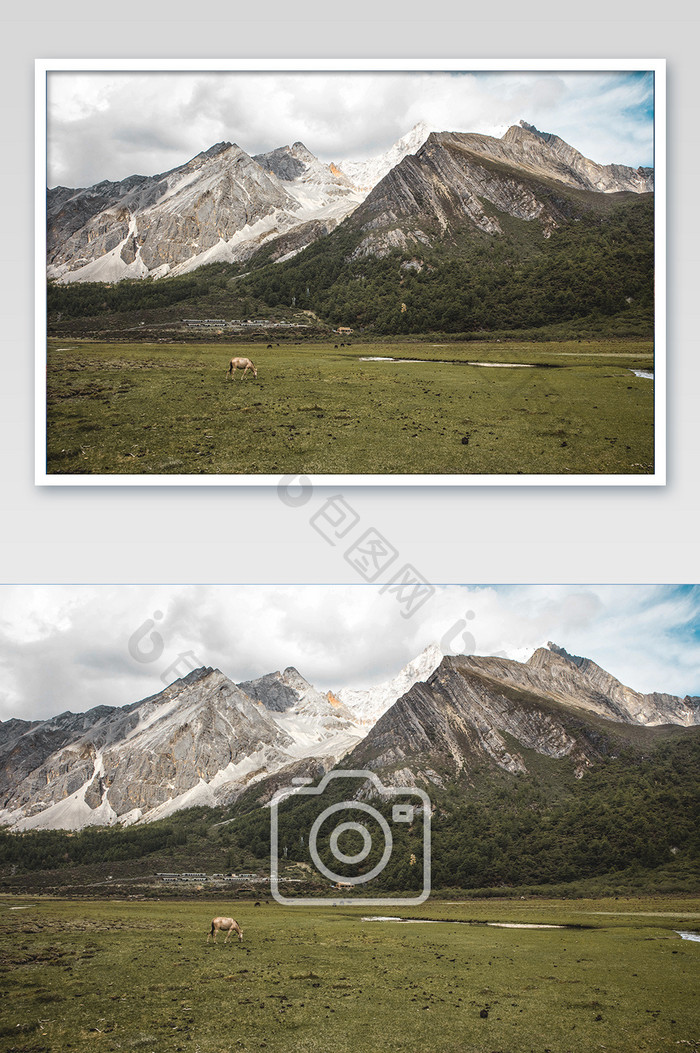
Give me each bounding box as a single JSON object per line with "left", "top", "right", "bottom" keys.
{"left": 1, "top": 896, "right": 697, "bottom": 1053}
{"left": 45, "top": 339, "right": 654, "bottom": 476}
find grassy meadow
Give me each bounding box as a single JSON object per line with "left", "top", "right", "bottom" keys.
{"left": 1, "top": 896, "right": 697, "bottom": 1053}
{"left": 45, "top": 339, "right": 655, "bottom": 476}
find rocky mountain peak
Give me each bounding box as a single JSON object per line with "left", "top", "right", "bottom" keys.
{"left": 501, "top": 121, "right": 561, "bottom": 148}
{"left": 290, "top": 142, "right": 317, "bottom": 163}
{"left": 280, "top": 665, "right": 316, "bottom": 693}
{"left": 177, "top": 664, "right": 217, "bottom": 684}
{"left": 348, "top": 646, "right": 700, "bottom": 788}
{"left": 518, "top": 120, "right": 554, "bottom": 142}
{"left": 202, "top": 140, "right": 234, "bottom": 157}
{"left": 184, "top": 142, "right": 237, "bottom": 170}
{"left": 524, "top": 643, "right": 699, "bottom": 726}
{"left": 336, "top": 643, "right": 444, "bottom": 725}
{"left": 254, "top": 144, "right": 308, "bottom": 181}
{"left": 139, "top": 665, "right": 221, "bottom": 706}
{"left": 546, "top": 641, "right": 586, "bottom": 668}
{"left": 526, "top": 644, "right": 572, "bottom": 671}
{"left": 236, "top": 670, "right": 298, "bottom": 712}
{"left": 283, "top": 664, "right": 304, "bottom": 678}
{"left": 1, "top": 643, "right": 697, "bottom": 833}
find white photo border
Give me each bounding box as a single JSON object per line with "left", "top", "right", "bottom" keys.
{"left": 35, "top": 57, "right": 666, "bottom": 487}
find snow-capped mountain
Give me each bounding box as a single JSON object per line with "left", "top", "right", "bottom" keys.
{"left": 336, "top": 643, "right": 444, "bottom": 725}
{"left": 236, "top": 665, "right": 362, "bottom": 764}
{"left": 46, "top": 124, "right": 433, "bottom": 284}
{"left": 2, "top": 642, "right": 692, "bottom": 833}
{"left": 335, "top": 121, "right": 434, "bottom": 190}
{"left": 47, "top": 139, "right": 366, "bottom": 284}
{"left": 48, "top": 128, "right": 420, "bottom": 284}
{"left": 0, "top": 650, "right": 437, "bottom": 831}
{"left": 0, "top": 667, "right": 302, "bottom": 831}
{"left": 47, "top": 120, "right": 653, "bottom": 285}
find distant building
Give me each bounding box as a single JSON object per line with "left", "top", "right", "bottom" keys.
{"left": 155, "top": 871, "right": 206, "bottom": 882}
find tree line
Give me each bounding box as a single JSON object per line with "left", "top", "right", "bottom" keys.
{"left": 46, "top": 196, "right": 653, "bottom": 339}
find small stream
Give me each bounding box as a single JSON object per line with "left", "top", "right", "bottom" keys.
{"left": 363, "top": 917, "right": 698, "bottom": 939}
{"left": 358, "top": 357, "right": 545, "bottom": 369}
{"left": 358, "top": 357, "right": 654, "bottom": 379}
{"left": 362, "top": 916, "right": 569, "bottom": 929}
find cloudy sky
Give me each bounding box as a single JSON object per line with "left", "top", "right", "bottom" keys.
{"left": 46, "top": 68, "right": 655, "bottom": 189}
{"left": 0, "top": 585, "right": 697, "bottom": 722}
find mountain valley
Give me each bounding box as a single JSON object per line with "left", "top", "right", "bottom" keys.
{"left": 0, "top": 646, "right": 443, "bottom": 831}
{"left": 46, "top": 121, "right": 655, "bottom": 342}
{"left": 1, "top": 642, "right": 697, "bottom": 895}
{"left": 0, "top": 642, "right": 695, "bottom": 831}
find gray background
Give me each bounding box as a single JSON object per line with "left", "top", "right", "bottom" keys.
{"left": 2, "top": 2, "right": 697, "bottom": 585}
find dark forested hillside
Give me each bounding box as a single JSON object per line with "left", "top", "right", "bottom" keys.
{"left": 226, "top": 729, "right": 699, "bottom": 893}
{"left": 237, "top": 194, "right": 653, "bottom": 335}
{"left": 2, "top": 726, "right": 696, "bottom": 897}
{"left": 46, "top": 193, "right": 653, "bottom": 340}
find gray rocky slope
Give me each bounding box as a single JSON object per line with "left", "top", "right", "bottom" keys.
{"left": 0, "top": 651, "right": 436, "bottom": 831}
{"left": 347, "top": 121, "right": 654, "bottom": 259}
{"left": 47, "top": 121, "right": 653, "bottom": 283}
{"left": 348, "top": 645, "right": 699, "bottom": 787}
{"left": 0, "top": 667, "right": 304, "bottom": 830}
{"left": 47, "top": 140, "right": 363, "bottom": 284}
{"left": 0, "top": 643, "right": 693, "bottom": 831}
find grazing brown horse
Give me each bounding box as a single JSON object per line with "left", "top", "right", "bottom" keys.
{"left": 226, "top": 357, "right": 257, "bottom": 380}
{"left": 208, "top": 916, "right": 243, "bottom": 943}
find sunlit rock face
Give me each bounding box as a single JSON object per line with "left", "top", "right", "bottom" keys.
{"left": 348, "top": 645, "right": 698, "bottom": 784}
{"left": 2, "top": 640, "right": 692, "bottom": 832}
{"left": 47, "top": 121, "right": 653, "bottom": 282}
{"left": 47, "top": 140, "right": 364, "bottom": 284}
{"left": 347, "top": 124, "right": 654, "bottom": 257}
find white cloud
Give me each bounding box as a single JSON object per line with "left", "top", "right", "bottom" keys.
{"left": 46, "top": 69, "right": 655, "bottom": 188}
{"left": 0, "top": 585, "right": 697, "bottom": 722}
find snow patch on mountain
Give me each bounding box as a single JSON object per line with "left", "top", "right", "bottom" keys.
{"left": 140, "top": 748, "right": 279, "bottom": 823}
{"left": 337, "top": 643, "right": 444, "bottom": 725}
{"left": 0, "top": 647, "right": 448, "bottom": 832}
{"left": 53, "top": 213, "right": 149, "bottom": 284}
{"left": 336, "top": 122, "right": 435, "bottom": 189}
{"left": 48, "top": 138, "right": 366, "bottom": 284}
{"left": 5, "top": 749, "right": 118, "bottom": 832}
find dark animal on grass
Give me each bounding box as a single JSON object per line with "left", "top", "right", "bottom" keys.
{"left": 208, "top": 916, "right": 243, "bottom": 943}
{"left": 226, "top": 357, "right": 257, "bottom": 380}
